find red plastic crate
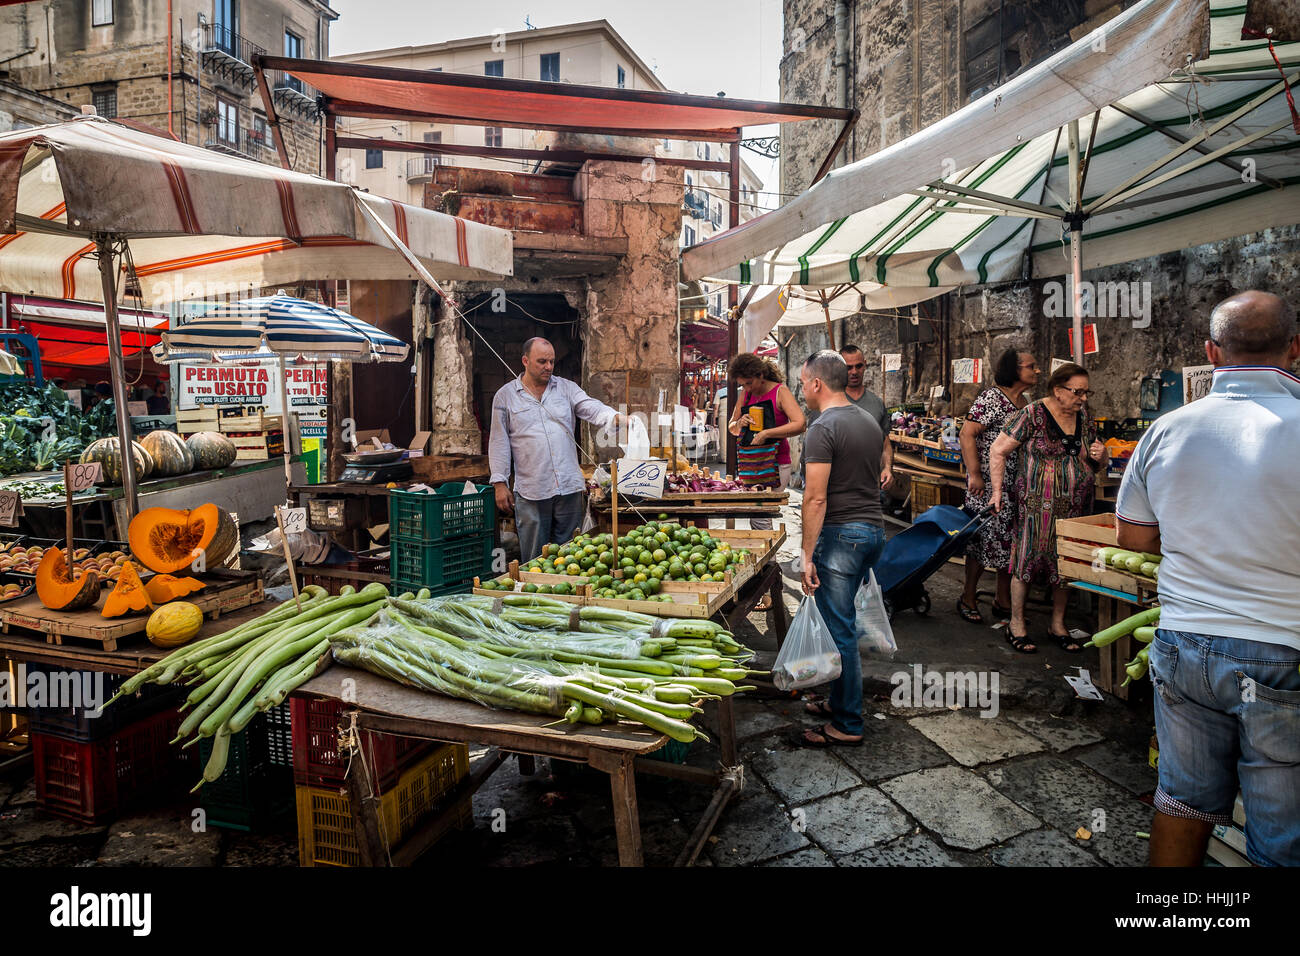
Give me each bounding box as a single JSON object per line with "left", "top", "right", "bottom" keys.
{"left": 290, "top": 695, "right": 432, "bottom": 789}
{"left": 32, "top": 708, "right": 196, "bottom": 825}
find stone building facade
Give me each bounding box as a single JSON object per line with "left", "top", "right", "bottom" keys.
{"left": 777, "top": 0, "right": 1300, "bottom": 439}
{"left": 0, "top": 0, "right": 332, "bottom": 174}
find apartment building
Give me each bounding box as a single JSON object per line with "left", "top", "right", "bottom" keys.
{"left": 0, "top": 0, "right": 335, "bottom": 174}
{"left": 335, "top": 19, "right": 763, "bottom": 316}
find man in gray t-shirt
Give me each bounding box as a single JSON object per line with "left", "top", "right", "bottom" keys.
{"left": 802, "top": 344, "right": 894, "bottom": 491}
{"left": 796, "top": 350, "right": 887, "bottom": 750}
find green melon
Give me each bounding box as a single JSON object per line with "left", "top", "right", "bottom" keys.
{"left": 139, "top": 429, "right": 195, "bottom": 477}
{"left": 185, "top": 431, "right": 238, "bottom": 470}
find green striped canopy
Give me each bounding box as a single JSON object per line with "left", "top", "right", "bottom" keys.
{"left": 685, "top": 0, "right": 1298, "bottom": 296}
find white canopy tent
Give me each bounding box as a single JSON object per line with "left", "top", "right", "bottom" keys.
{"left": 685, "top": 0, "right": 1300, "bottom": 362}
{"left": 0, "top": 116, "right": 513, "bottom": 511}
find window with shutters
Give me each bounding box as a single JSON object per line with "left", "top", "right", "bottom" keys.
{"left": 216, "top": 98, "right": 238, "bottom": 146}
{"left": 92, "top": 86, "right": 117, "bottom": 119}
{"left": 617, "top": 65, "right": 626, "bottom": 89}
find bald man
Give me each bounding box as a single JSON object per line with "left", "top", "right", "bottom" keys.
{"left": 1116, "top": 291, "right": 1300, "bottom": 867}
{"left": 488, "top": 337, "right": 622, "bottom": 561}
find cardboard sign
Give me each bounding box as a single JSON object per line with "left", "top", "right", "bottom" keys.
{"left": 615, "top": 459, "right": 667, "bottom": 499}
{"left": 882, "top": 353, "right": 902, "bottom": 374}
{"left": 1068, "top": 324, "right": 1100, "bottom": 356}
{"left": 66, "top": 389, "right": 83, "bottom": 410}
{"left": 278, "top": 507, "right": 308, "bottom": 535}
{"left": 1050, "top": 358, "right": 1072, "bottom": 374}
{"left": 1182, "top": 365, "right": 1213, "bottom": 405}
{"left": 951, "top": 358, "right": 982, "bottom": 384}
{"left": 127, "top": 401, "right": 149, "bottom": 416}
{"left": 65, "top": 461, "right": 102, "bottom": 494}
{"left": 0, "top": 490, "right": 20, "bottom": 526}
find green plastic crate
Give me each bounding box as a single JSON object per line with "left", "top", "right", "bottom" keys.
{"left": 197, "top": 703, "right": 294, "bottom": 832}
{"left": 388, "top": 483, "right": 495, "bottom": 541}
{"left": 390, "top": 532, "right": 494, "bottom": 589}
{"left": 390, "top": 578, "right": 473, "bottom": 598}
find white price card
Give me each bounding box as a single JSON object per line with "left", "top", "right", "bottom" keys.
{"left": 0, "top": 490, "right": 20, "bottom": 527}
{"left": 615, "top": 459, "right": 667, "bottom": 499}
{"left": 278, "top": 507, "right": 308, "bottom": 535}
{"left": 1065, "top": 668, "right": 1105, "bottom": 701}
{"left": 65, "top": 461, "right": 102, "bottom": 494}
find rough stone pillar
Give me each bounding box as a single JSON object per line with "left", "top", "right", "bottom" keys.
{"left": 428, "top": 291, "right": 482, "bottom": 456}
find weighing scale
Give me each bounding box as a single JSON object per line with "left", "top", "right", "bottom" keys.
{"left": 338, "top": 460, "right": 413, "bottom": 484}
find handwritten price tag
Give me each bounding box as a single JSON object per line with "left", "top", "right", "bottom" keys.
{"left": 279, "top": 507, "right": 308, "bottom": 535}
{"left": 616, "top": 459, "right": 667, "bottom": 499}
{"left": 0, "top": 491, "right": 20, "bottom": 527}
{"left": 65, "top": 461, "right": 102, "bottom": 494}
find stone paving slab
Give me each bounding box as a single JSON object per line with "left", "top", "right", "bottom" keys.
{"left": 729, "top": 698, "right": 799, "bottom": 740}
{"left": 984, "top": 755, "right": 1154, "bottom": 866}
{"left": 988, "top": 828, "right": 1104, "bottom": 867}
{"left": 221, "top": 830, "right": 297, "bottom": 867}
{"left": 758, "top": 846, "right": 835, "bottom": 867}
{"left": 1006, "top": 711, "right": 1105, "bottom": 752}
{"left": 97, "top": 807, "right": 221, "bottom": 866}
{"left": 881, "top": 765, "right": 1040, "bottom": 851}
{"left": 0, "top": 838, "right": 101, "bottom": 867}
{"left": 709, "top": 789, "right": 810, "bottom": 866}
{"left": 751, "top": 746, "right": 863, "bottom": 806}
{"left": 833, "top": 716, "right": 953, "bottom": 782}
{"left": 839, "top": 832, "right": 964, "bottom": 867}
{"left": 798, "top": 785, "right": 913, "bottom": 857}
{"left": 1074, "top": 741, "right": 1158, "bottom": 797}
{"left": 909, "top": 712, "right": 1046, "bottom": 767}
{"left": 0, "top": 806, "right": 105, "bottom": 849}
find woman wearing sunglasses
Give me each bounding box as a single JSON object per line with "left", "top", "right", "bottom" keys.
{"left": 988, "top": 362, "right": 1109, "bottom": 653}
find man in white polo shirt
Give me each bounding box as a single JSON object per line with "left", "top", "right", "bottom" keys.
{"left": 1116, "top": 290, "right": 1300, "bottom": 867}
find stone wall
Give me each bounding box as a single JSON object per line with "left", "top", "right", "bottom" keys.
{"left": 778, "top": 0, "right": 1300, "bottom": 466}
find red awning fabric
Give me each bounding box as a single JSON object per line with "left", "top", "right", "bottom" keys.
{"left": 6, "top": 296, "right": 168, "bottom": 371}
{"left": 274, "top": 58, "right": 847, "bottom": 133}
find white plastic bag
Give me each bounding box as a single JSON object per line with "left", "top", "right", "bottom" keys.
{"left": 773, "top": 596, "right": 842, "bottom": 690}
{"left": 621, "top": 414, "right": 651, "bottom": 459}
{"left": 855, "top": 569, "right": 896, "bottom": 658}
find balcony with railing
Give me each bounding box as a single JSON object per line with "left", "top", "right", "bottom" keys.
{"left": 270, "top": 69, "right": 319, "bottom": 118}
{"left": 203, "top": 121, "right": 271, "bottom": 162}
{"left": 201, "top": 25, "right": 264, "bottom": 88}
{"left": 405, "top": 155, "right": 440, "bottom": 183}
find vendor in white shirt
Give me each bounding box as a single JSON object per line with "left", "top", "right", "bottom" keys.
{"left": 488, "top": 337, "right": 623, "bottom": 561}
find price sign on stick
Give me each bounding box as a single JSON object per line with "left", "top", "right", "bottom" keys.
{"left": 279, "top": 507, "right": 308, "bottom": 535}
{"left": 0, "top": 491, "right": 20, "bottom": 527}
{"left": 66, "top": 461, "right": 102, "bottom": 494}
{"left": 616, "top": 459, "right": 667, "bottom": 499}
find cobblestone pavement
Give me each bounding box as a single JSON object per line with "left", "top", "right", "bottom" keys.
{"left": 0, "top": 492, "right": 1159, "bottom": 866}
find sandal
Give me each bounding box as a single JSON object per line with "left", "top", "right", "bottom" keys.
{"left": 956, "top": 598, "right": 985, "bottom": 624}
{"left": 804, "top": 700, "right": 833, "bottom": 718}
{"left": 1005, "top": 625, "right": 1037, "bottom": 654}
{"left": 1049, "top": 629, "right": 1084, "bottom": 653}
{"left": 795, "top": 723, "right": 863, "bottom": 748}
{"left": 991, "top": 602, "right": 1012, "bottom": 621}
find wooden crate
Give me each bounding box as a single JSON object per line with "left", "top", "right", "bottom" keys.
{"left": 1055, "top": 513, "right": 1157, "bottom": 590}
{"left": 0, "top": 572, "right": 264, "bottom": 652}
{"left": 410, "top": 454, "right": 489, "bottom": 483}
{"left": 910, "top": 476, "right": 944, "bottom": 520}
{"left": 230, "top": 432, "right": 285, "bottom": 461}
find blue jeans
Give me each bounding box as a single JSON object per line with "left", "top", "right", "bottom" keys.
{"left": 812, "top": 521, "right": 886, "bottom": 736}
{"left": 515, "top": 492, "right": 584, "bottom": 562}
{"left": 1149, "top": 628, "right": 1300, "bottom": 866}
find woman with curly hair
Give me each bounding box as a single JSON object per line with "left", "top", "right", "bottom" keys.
{"left": 726, "top": 352, "right": 806, "bottom": 531}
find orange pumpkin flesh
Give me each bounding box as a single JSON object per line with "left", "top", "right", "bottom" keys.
{"left": 35, "top": 547, "right": 102, "bottom": 612}
{"left": 144, "top": 573, "right": 206, "bottom": 605}
{"left": 128, "top": 504, "right": 237, "bottom": 574}
{"left": 102, "top": 560, "right": 153, "bottom": 618}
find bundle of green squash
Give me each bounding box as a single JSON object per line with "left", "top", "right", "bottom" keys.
{"left": 34, "top": 502, "right": 237, "bottom": 645}
{"left": 78, "top": 430, "right": 238, "bottom": 486}
{"left": 1095, "top": 546, "right": 1162, "bottom": 581}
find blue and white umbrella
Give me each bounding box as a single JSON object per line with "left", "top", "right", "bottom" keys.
{"left": 152, "top": 294, "right": 410, "bottom": 364}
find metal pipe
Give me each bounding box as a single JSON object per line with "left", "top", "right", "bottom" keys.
{"left": 167, "top": 0, "right": 173, "bottom": 137}
{"left": 834, "top": 1, "right": 849, "bottom": 168}
{"left": 96, "top": 237, "right": 139, "bottom": 517}
{"left": 1067, "top": 119, "right": 1085, "bottom": 365}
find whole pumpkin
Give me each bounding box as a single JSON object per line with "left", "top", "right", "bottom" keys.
{"left": 139, "top": 430, "right": 195, "bottom": 477}
{"left": 81, "top": 437, "right": 155, "bottom": 486}
{"left": 185, "top": 431, "right": 238, "bottom": 470}
{"left": 146, "top": 601, "right": 204, "bottom": 648}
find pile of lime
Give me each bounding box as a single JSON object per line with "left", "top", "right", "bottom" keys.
{"left": 477, "top": 576, "right": 515, "bottom": 591}
{"left": 521, "top": 519, "right": 751, "bottom": 603}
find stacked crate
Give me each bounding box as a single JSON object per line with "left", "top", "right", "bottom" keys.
{"left": 196, "top": 702, "right": 295, "bottom": 831}
{"left": 387, "top": 483, "right": 496, "bottom": 596}
{"left": 219, "top": 409, "right": 285, "bottom": 462}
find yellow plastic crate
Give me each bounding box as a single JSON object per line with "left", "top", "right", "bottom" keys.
{"left": 296, "top": 742, "right": 471, "bottom": 867}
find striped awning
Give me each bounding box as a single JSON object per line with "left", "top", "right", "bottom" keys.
{"left": 153, "top": 295, "right": 410, "bottom": 363}
{"left": 683, "top": 0, "right": 1299, "bottom": 293}
{"left": 0, "top": 116, "right": 512, "bottom": 304}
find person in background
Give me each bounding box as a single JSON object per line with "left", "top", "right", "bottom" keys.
{"left": 957, "top": 349, "right": 1039, "bottom": 624}
{"left": 989, "top": 363, "right": 1108, "bottom": 653}
{"left": 1117, "top": 291, "right": 1300, "bottom": 867}
{"left": 797, "top": 350, "right": 886, "bottom": 747}
{"left": 726, "top": 352, "right": 806, "bottom": 532}
{"left": 803, "top": 344, "right": 894, "bottom": 495}
{"left": 489, "top": 337, "right": 624, "bottom": 562}
{"left": 147, "top": 378, "right": 170, "bottom": 416}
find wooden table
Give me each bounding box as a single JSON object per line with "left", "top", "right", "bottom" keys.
{"left": 589, "top": 490, "right": 788, "bottom": 531}
{"left": 296, "top": 667, "right": 742, "bottom": 867}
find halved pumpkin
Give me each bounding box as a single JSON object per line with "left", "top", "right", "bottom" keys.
{"left": 144, "top": 573, "right": 207, "bottom": 605}
{"left": 35, "top": 547, "right": 102, "bottom": 612}
{"left": 128, "top": 504, "right": 239, "bottom": 574}
{"left": 101, "top": 560, "right": 153, "bottom": 618}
